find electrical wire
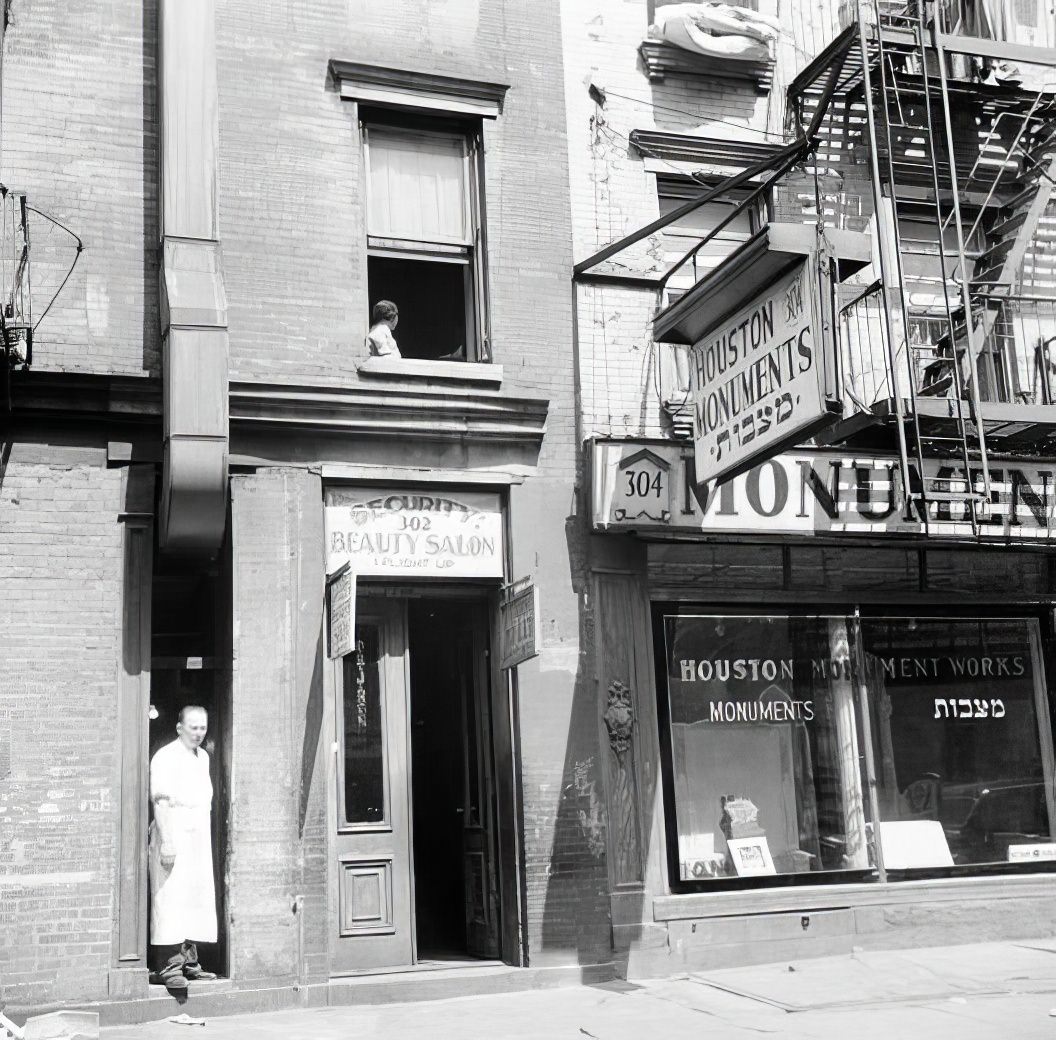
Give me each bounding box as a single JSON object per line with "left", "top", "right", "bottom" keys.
{"left": 25, "top": 203, "right": 83, "bottom": 332}
{"left": 598, "top": 87, "right": 789, "bottom": 140}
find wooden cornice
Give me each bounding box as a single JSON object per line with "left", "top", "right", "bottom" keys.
{"left": 229, "top": 376, "right": 549, "bottom": 447}
{"left": 638, "top": 40, "right": 773, "bottom": 93}
{"left": 329, "top": 59, "right": 510, "bottom": 118}
{"left": 3, "top": 370, "right": 551, "bottom": 451}
{"left": 4, "top": 370, "right": 162, "bottom": 424}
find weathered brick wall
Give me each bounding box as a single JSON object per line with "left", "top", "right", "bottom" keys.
{"left": 212, "top": 0, "right": 601, "bottom": 968}
{"left": 1, "top": 0, "right": 158, "bottom": 375}
{"left": 561, "top": 0, "right": 842, "bottom": 440}
{"left": 214, "top": 0, "right": 578, "bottom": 473}
{"left": 0, "top": 450, "right": 130, "bottom": 1007}
{"left": 226, "top": 469, "right": 328, "bottom": 984}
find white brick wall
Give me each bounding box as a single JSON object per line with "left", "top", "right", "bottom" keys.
{"left": 562, "top": 0, "right": 844, "bottom": 439}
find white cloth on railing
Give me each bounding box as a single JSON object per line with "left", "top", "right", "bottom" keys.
{"left": 648, "top": 3, "right": 781, "bottom": 63}
{"left": 950, "top": 0, "right": 1056, "bottom": 92}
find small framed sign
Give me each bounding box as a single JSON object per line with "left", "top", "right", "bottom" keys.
{"left": 1007, "top": 842, "right": 1056, "bottom": 864}
{"left": 499, "top": 577, "right": 539, "bottom": 670}
{"left": 726, "top": 837, "right": 777, "bottom": 877}
{"left": 327, "top": 563, "right": 356, "bottom": 660}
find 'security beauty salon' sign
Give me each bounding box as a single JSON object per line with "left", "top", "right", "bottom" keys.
{"left": 325, "top": 488, "right": 504, "bottom": 577}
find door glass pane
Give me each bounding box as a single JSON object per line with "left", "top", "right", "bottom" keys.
{"left": 459, "top": 635, "right": 482, "bottom": 827}
{"left": 860, "top": 617, "right": 1052, "bottom": 871}
{"left": 342, "top": 624, "right": 385, "bottom": 825}
{"left": 663, "top": 615, "right": 874, "bottom": 883}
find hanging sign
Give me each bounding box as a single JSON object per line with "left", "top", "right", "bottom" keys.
{"left": 689, "top": 258, "right": 838, "bottom": 487}
{"left": 327, "top": 564, "right": 356, "bottom": 660}
{"left": 500, "top": 577, "right": 539, "bottom": 669}
{"left": 325, "top": 487, "right": 504, "bottom": 577}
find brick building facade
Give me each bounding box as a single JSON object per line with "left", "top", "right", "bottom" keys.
{"left": 5, "top": 0, "right": 1056, "bottom": 1025}
{"left": 569, "top": 0, "right": 1056, "bottom": 979}
{"left": 0, "top": 0, "right": 609, "bottom": 1023}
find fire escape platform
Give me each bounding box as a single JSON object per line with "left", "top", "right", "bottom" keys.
{"left": 824, "top": 398, "right": 1056, "bottom": 454}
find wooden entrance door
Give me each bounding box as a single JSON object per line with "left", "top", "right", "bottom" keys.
{"left": 331, "top": 599, "right": 415, "bottom": 971}
{"left": 453, "top": 606, "right": 501, "bottom": 959}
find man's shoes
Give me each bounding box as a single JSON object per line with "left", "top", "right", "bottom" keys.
{"left": 182, "top": 962, "right": 217, "bottom": 981}
{"left": 150, "top": 953, "right": 189, "bottom": 991}
{"left": 180, "top": 941, "right": 217, "bottom": 981}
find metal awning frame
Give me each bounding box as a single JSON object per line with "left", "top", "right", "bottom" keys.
{"left": 573, "top": 33, "right": 856, "bottom": 280}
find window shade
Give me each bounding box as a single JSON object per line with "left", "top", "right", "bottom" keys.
{"left": 366, "top": 128, "right": 468, "bottom": 244}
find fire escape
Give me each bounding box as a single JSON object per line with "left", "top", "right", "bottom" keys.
{"left": 787, "top": 0, "right": 1056, "bottom": 532}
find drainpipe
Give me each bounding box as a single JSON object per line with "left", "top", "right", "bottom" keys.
{"left": 157, "top": 0, "right": 229, "bottom": 551}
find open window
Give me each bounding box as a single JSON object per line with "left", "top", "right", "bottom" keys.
{"left": 657, "top": 175, "right": 764, "bottom": 406}
{"left": 657, "top": 174, "right": 762, "bottom": 307}
{"left": 363, "top": 116, "right": 489, "bottom": 362}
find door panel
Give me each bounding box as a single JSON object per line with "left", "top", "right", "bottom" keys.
{"left": 332, "top": 600, "right": 414, "bottom": 971}
{"left": 458, "top": 607, "right": 501, "bottom": 959}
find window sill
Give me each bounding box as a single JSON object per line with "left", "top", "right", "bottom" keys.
{"left": 357, "top": 356, "right": 502, "bottom": 387}
{"left": 652, "top": 870, "right": 1056, "bottom": 921}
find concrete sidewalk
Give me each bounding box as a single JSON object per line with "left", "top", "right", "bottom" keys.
{"left": 102, "top": 940, "right": 1056, "bottom": 1039}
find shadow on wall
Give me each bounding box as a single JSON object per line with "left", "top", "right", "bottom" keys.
{"left": 299, "top": 630, "right": 325, "bottom": 838}
{"left": 536, "top": 505, "right": 614, "bottom": 971}
{"left": 141, "top": 0, "right": 160, "bottom": 375}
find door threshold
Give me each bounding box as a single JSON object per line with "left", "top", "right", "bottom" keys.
{"left": 332, "top": 958, "right": 506, "bottom": 979}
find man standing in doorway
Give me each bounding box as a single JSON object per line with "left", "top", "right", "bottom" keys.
{"left": 148, "top": 705, "right": 218, "bottom": 990}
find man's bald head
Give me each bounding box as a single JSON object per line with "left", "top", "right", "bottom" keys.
{"left": 176, "top": 705, "right": 208, "bottom": 749}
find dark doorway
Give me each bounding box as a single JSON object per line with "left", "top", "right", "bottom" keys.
{"left": 407, "top": 597, "right": 500, "bottom": 961}
{"left": 148, "top": 565, "right": 227, "bottom": 978}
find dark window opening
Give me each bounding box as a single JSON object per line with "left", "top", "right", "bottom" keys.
{"left": 367, "top": 255, "right": 470, "bottom": 362}
{"left": 362, "top": 118, "right": 488, "bottom": 363}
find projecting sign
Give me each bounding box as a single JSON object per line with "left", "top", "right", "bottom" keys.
{"left": 325, "top": 487, "right": 504, "bottom": 577}
{"left": 689, "top": 259, "right": 837, "bottom": 487}
{"left": 327, "top": 565, "right": 355, "bottom": 660}
{"left": 592, "top": 439, "right": 1056, "bottom": 542}
{"left": 500, "top": 577, "right": 539, "bottom": 669}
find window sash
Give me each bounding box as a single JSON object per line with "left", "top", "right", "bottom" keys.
{"left": 364, "top": 126, "right": 471, "bottom": 246}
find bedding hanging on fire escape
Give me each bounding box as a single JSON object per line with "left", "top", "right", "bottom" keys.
{"left": 647, "top": 2, "right": 781, "bottom": 63}
{"left": 948, "top": 0, "right": 1056, "bottom": 92}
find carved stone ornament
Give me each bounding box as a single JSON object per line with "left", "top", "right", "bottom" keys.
{"left": 604, "top": 679, "right": 636, "bottom": 755}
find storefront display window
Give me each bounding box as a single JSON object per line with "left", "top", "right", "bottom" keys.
{"left": 861, "top": 617, "right": 1055, "bottom": 872}
{"left": 660, "top": 612, "right": 1056, "bottom": 886}
{"left": 663, "top": 614, "right": 874, "bottom": 883}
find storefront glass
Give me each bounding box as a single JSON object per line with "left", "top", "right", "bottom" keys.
{"left": 661, "top": 612, "right": 1055, "bottom": 885}
{"left": 341, "top": 625, "right": 385, "bottom": 826}
{"left": 861, "top": 617, "right": 1054, "bottom": 871}
{"left": 663, "top": 615, "right": 874, "bottom": 882}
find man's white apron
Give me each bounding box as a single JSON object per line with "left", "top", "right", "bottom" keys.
{"left": 148, "top": 739, "right": 217, "bottom": 945}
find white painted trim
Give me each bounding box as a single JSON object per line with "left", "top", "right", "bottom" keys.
{"left": 342, "top": 82, "right": 500, "bottom": 118}
{"left": 319, "top": 463, "right": 525, "bottom": 485}
{"left": 653, "top": 872, "right": 1056, "bottom": 921}
{"left": 357, "top": 356, "right": 502, "bottom": 386}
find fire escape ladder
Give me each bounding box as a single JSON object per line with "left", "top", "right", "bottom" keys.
{"left": 865, "top": 1, "right": 988, "bottom": 534}
{"left": 928, "top": 105, "right": 1056, "bottom": 416}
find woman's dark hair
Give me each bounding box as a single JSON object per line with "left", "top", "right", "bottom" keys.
{"left": 372, "top": 299, "right": 398, "bottom": 324}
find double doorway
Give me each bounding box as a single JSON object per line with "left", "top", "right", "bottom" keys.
{"left": 330, "top": 588, "right": 512, "bottom": 973}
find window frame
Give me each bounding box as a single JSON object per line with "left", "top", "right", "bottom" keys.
{"left": 360, "top": 111, "right": 491, "bottom": 363}
{"left": 656, "top": 173, "right": 767, "bottom": 309}
{"left": 653, "top": 601, "right": 1056, "bottom": 894}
